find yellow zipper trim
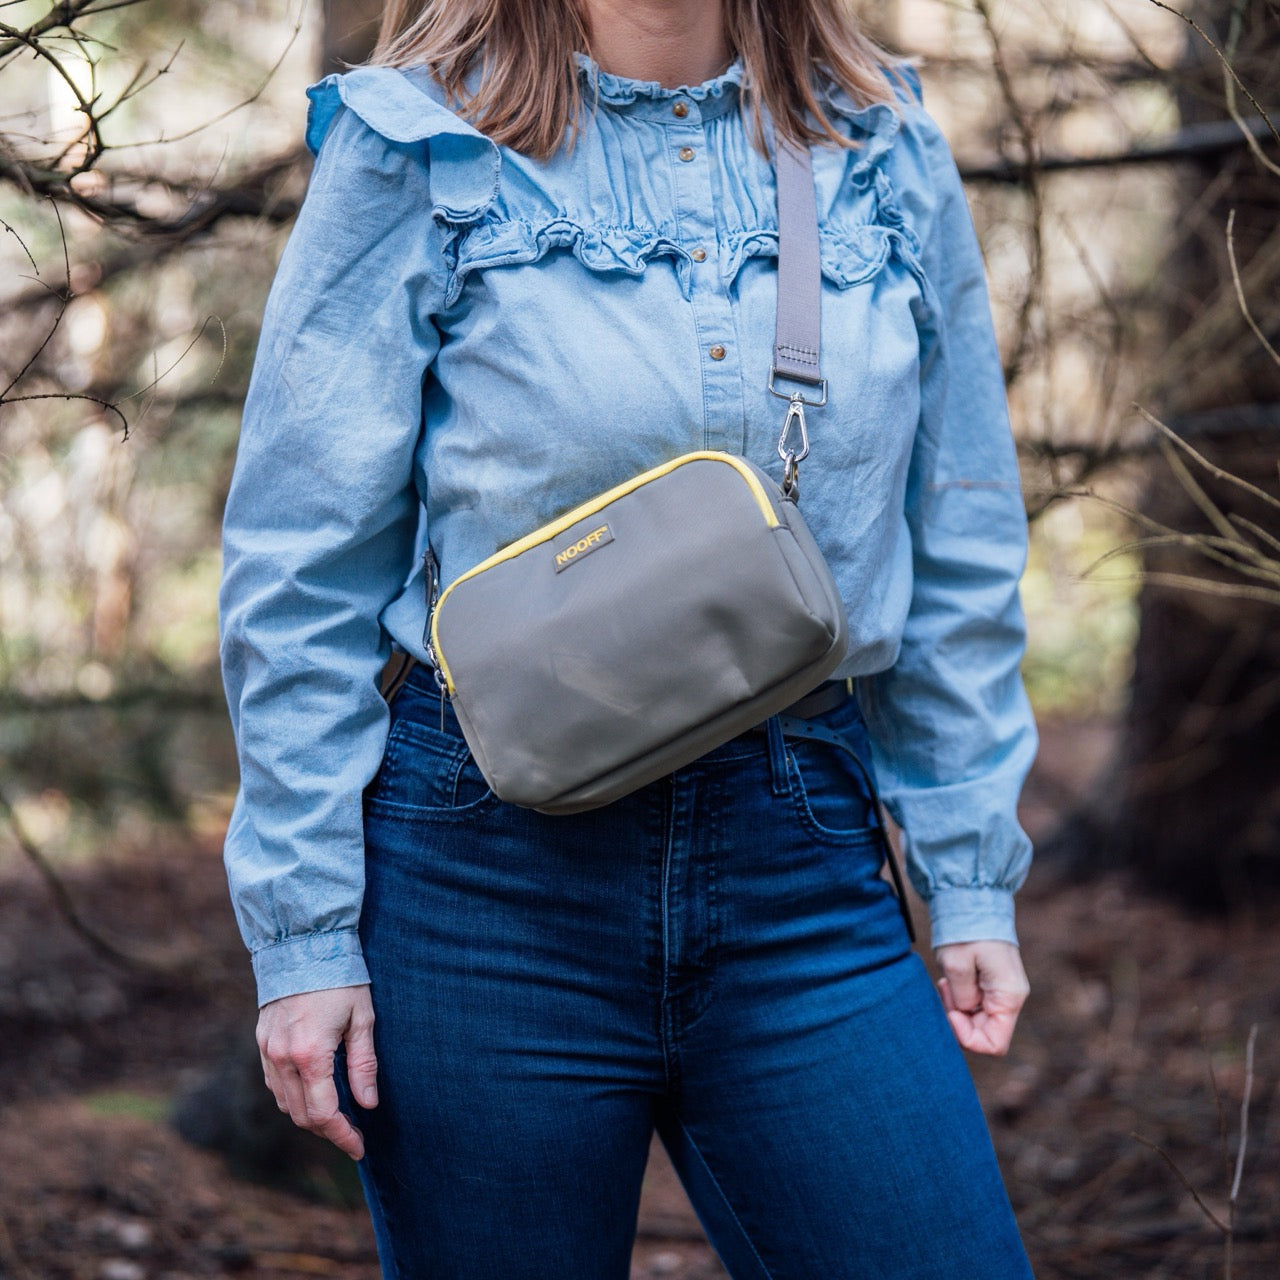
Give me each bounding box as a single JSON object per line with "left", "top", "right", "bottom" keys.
{"left": 430, "top": 451, "right": 779, "bottom": 695}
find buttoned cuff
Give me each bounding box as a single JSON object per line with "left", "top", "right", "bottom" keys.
{"left": 926, "top": 886, "right": 1019, "bottom": 950}
{"left": 251, "top": 929, "right": 370, "bottom": 1007}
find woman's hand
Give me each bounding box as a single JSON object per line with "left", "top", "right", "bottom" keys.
{"left": 256, "top": 984, "right": 378, "bottom": 1160}
{"left": 933, "top": 941, "right": 1029, "bottom": 1057}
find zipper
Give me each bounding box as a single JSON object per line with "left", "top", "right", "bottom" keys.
{"left": 421, "top": 544, "right": 450, "bottom": 730}
{"left": 428, "top": 451, "right": 779, "bottom": 699}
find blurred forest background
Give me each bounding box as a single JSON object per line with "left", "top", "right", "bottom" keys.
{"left": 1, "top": 0, "right": 1277, "bottom": 1277}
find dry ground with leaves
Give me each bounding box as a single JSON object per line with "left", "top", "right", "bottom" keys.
{"left": 1, "top": 717, "right": 1276, "bottom": 1280}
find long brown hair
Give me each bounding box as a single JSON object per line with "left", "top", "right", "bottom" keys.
{"left": 368, "top": 1, "right": 913, "bottom": 160}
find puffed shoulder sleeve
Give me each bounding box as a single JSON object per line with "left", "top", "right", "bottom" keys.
{"left": 218, "top": 69, "right": 497, "bottom": 1007}
{"left": 857, "top": 79, "right": 1039, "bottom": 950}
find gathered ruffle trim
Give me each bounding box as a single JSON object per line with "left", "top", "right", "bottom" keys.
{"left": 723, "top": 224, "right": 907, "bottom": 290}
{"left": 300, "top": 61, "right": 928, "bottom": 310}
{"left": 443, "top": 215, "right": 920, "bottom": 308}
{"left": 572, "top": 50, "right": 747, "bottom": 106}
{"left": 303, "top": 67, "right": 501, "bottom": 223}
{"left": 444, "top": 218, "right": 690, "bottom": 306}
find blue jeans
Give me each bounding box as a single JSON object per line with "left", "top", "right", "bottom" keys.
{"left": 335, "top": 663, "right": 1033, "bottom": 1279}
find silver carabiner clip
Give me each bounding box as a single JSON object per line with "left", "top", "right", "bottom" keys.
{"left": 777, "top": 393, "right": 809, "bottom": 500}
{"left": 781, "top": 451, "right": 800, "bottom": 501}
{"left": 777, "top": 393, "right": 810, "bottom": 468}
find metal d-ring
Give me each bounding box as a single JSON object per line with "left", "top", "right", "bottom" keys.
{"left": 767, "top": 370, "right": 828, "bottom": 407}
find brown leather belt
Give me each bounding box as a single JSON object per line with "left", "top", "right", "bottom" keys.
{"left": 382, "top": 654, "right": 852, "bottom": 722}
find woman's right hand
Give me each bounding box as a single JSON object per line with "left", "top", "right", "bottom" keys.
{"left": 256, "top": 983, "right": 378, "bottom": 1161}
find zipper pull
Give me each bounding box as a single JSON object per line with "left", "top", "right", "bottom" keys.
{"left": 421, "top": 544, "right": 440, "bottom": 648}
{"left": 421, "top": 543, "right": 450, "bottom": 731}
{"left": 432, "top": 658, "right": 448, "bottom": 732}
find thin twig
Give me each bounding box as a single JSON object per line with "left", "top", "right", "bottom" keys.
{"left": 1225, "top": 209, "right": 1280, "bottom": 370}
{"left": 1134, "top": 405, "right": 1280, "bottom": 513}
{"left": 1198, "top": 1022, "right": 1234, "bottom": 1191}
{"left": 0, "top": 783, "right": 164, "bottom": 974}
{"left": 961, "top": 114, "right": 1278, "bottom": 183}
{"left": 1130, "top": 1132, "right": 1229, "bottom": 1234}
{"left": 1082, "top": 528, "right": 1280, "bottom": 585}
{"left": 1158, "top": 438, "right": 1248, "bottom": 547}
{"left": 1230, "top": 1024, "right": 1258, "bottom": 1204}
{"left": 1108, "top": 570, "right": 1280, "bottom": 606}
{"left": 1221, "top": 1, "right": 1280, "bottom": 179}
{"left": 1144, "top": 0, "right": 1280, "bottom": 150}
{"left": 971, "top": 0, "right": 1044, "bottom": 386}
{"left": 1231, "top": 513, "right": 1280, "bottom": 556}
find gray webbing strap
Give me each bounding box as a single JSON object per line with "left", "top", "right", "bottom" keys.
{"left": 772, "top": 137, "right": 823, "bottom": 391}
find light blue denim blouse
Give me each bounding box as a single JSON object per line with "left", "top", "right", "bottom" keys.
{"left": 219, "top": 51, "right": 1039, "bottom": 1007}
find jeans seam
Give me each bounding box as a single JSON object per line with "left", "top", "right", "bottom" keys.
{"left": 783, "top": 747, "right": 883, "bottom": 847}
{"left": 659, "top": 781, "right": 679, "bottom": 1093}
{"left": 676, "top": 772, "right": 720, "bottom": 1035}
{"left": 359, "top": 1153, "right": 408, "bottom": 1280}
{"left": 335, "top": 1045, "right": 406, "bottom": 1280}
{"left": 674, "top": 1114, "right": 776, "bottom": 1280}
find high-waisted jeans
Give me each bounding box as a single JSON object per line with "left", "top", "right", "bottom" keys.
{"left": 334, "top": 662, "right": 1033, "bottom": 1280}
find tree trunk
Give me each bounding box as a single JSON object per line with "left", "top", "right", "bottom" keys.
{"left": 1112, "top": 1, "right": 1280, "bottom": 908}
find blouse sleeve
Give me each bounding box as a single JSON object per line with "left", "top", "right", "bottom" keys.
{"left": 218, "top": 74, "right": 493, "bottom": 1007}
{"left": 856, "top": 89, "right": 1039, "bottom": 950}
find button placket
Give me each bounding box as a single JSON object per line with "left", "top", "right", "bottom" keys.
{"left": 667, "top": 102, "right": 745, "bottom": 454}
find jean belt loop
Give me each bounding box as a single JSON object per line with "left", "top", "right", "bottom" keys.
{"left": 765, "top": 714, "right": 790, "bottom": 798}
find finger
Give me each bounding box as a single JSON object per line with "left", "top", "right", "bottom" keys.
{"left": 262, "top": 1060, "right": 289, "bottom": 1111}
{"left": 950, "top": 1004, "right": 1020, "bottom": 1056}
{"left": 941, "top": 954, "right": 982, "bottom": 1013}
{"left": 308, "top": 1095, "right": 366, "bottom": 1161}
{"left": 344, "top": 1018, "right": 379, "bottom": 1110}
{"left": 945, "top": 1006, "right": 977, "bottom": 1050}
{"left": 264, "top": 1034, "right": 314, "bottom": 1125}
{"left": 277, "top": 1060, "right": 311, "bottom": 1126}
{"left": 299, "top": 1055, "right": 365, "bottom": 1161}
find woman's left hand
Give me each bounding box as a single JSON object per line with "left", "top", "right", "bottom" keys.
{"left": 933, "top": 940, "right": 1029, "bottom": 1056}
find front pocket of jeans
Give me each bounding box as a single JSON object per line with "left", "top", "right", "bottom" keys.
{"left": 365, "top": 717, "right": 496, "bottom": 817}
{"left": 784, "top": 740, "right": 880, "bottom": 842}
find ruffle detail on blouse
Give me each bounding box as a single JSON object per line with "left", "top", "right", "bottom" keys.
{"left": 816, "top": 58, "right": 923, "bottom": 185}
{"left": 445, "top": 218, "right": 691, "bottom": 307}
{"left": 722, "top": 224, "right": 902, "bottom": 291}
{"left": 443, "top": 216, "right": 917, "bottom": 307}
{"left": 303, "top": 67, "right": 501, "bottom": 223}
{"left": 407, "top": 54, "right": 928, "bottom": 309}
{"left": 572, "top": 50, "right": 746, "bottom": 106}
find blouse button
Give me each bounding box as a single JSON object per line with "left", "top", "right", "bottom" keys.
{"left": 678, "top": 146, "right": 696, "bottom": 162}
{"left": 690, "top": 247, "right": 707, "bottom": 263}
{"left": 672, "top": 101, "right": 689, "bottom": 118}
{"left": 709, "top": 344, "right": 727, "bottom": 361}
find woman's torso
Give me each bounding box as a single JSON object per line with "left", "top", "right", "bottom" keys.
{"left": 307, "top": 54, "right": 939, "bottom": 680}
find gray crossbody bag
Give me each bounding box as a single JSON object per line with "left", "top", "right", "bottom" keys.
{"left": 422, "top": 135, "right": 849, "bottom": 814}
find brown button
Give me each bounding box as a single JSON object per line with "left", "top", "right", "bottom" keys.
{"left": 678, "top": 146, "right": 696, "bottom": 162}
{"left": 672, "top": 101, "right": 689, "bottom": 118}
{"left": 690, "top": 247, "right": 707, "bottom": 262}
{"left": 709, "top": 344, "right": 727, "bottom": 361}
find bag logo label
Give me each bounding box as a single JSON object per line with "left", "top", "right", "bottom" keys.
{"left": 553, "top": 523, "right": 614, "bottom": 572}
